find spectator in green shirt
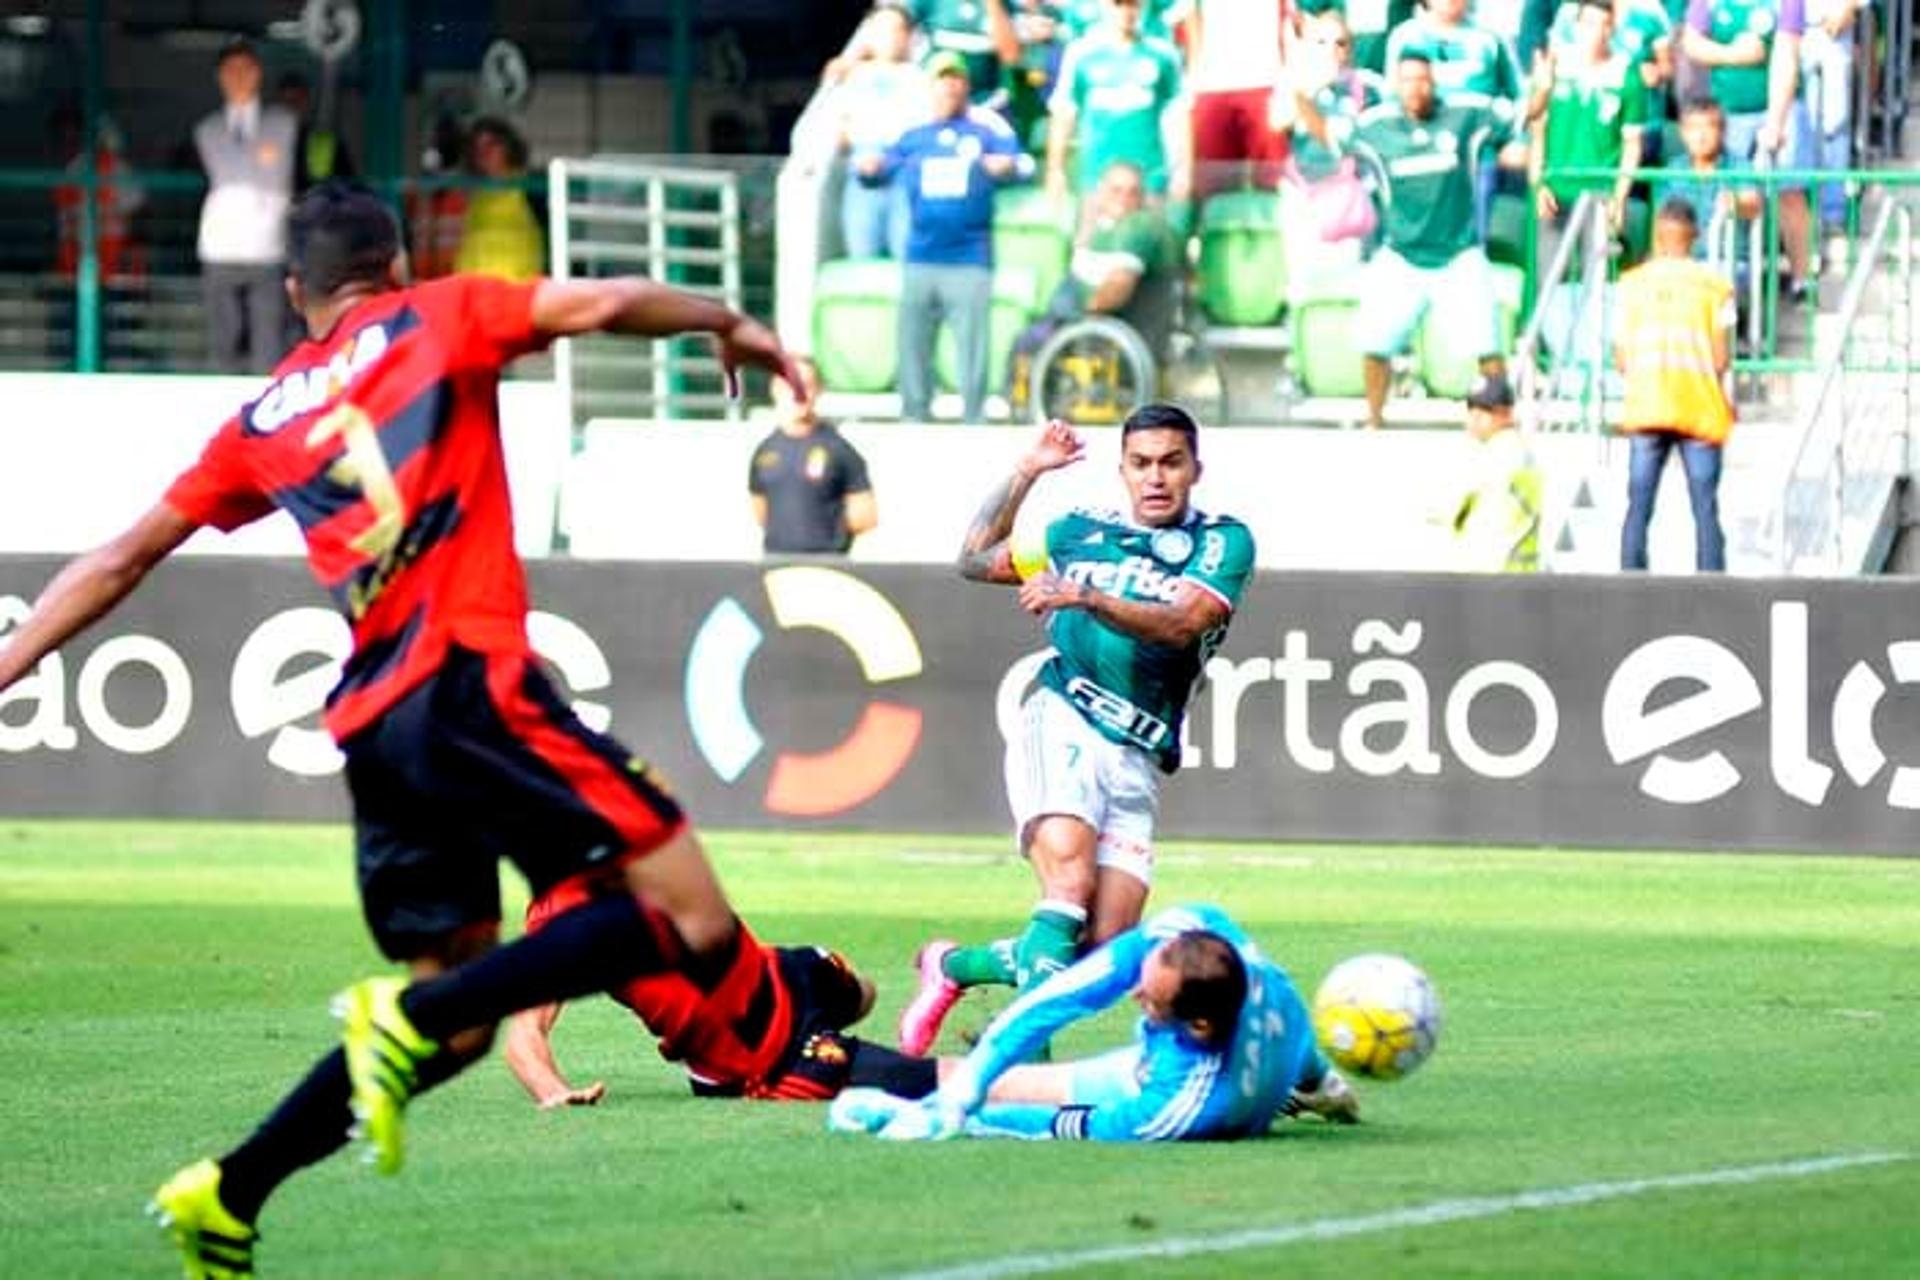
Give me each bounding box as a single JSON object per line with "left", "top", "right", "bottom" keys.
{"left": 1298, "top": 51, "right": 1518, "bottom": 427}
{"left": 1546, "top": 0, "right": 1677, "bottom": 152}
{"left": 1055, "top": 0, "right": 1181, "bottom": 40}
{"left": 1681, "top": 0, "right": 1813, "bottom": 302}
{"left": 1385, "top": 0, "right": 1525, "bottom": 236}
{"left": 1008, "top": 159, "right": 1178, "bottom": 405}
{"left": 911, "top": 0, "right": 1023, "bottom": 106}
{"left": 1385, "top": 0, "right": 1525, "bottom": 103}
{"left": 1046, "top": 0, "right": 1191, "bottom": 202}
{"left": 1340, "top": 0, "right": 1420, "bottom": 75}
{"left": 1275, "top": 9, "right": 1388, "bottom": 186}
{"left": 1529, "top": 0, "right": 1647, "bottom": 278}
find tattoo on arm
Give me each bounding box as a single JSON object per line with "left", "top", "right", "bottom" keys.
{"left": 957, "top": 469, "right": 1035, "bottom": 580}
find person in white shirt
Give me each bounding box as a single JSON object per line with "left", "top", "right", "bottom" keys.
{"left": 1799, "top": 0, "right": 1864, "bottom": 234}
{"left": 193, "top": 38, "right": 298, "bottom": 373}
{"left": 826, "top": 4, "right": 932, "bottom": 259}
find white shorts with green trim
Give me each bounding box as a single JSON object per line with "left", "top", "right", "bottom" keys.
{"left": 1003, "top": 685, "right": 1160, "bottom": 886}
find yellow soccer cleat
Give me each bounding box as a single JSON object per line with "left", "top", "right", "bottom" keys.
{"left": 333, "top": 976, "right": 438, "bottom": 1176}
{"left": 148, "top": 1158, "right": 257, "bottom": 1279}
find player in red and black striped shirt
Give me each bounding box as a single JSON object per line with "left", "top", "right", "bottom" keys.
{"left": 507, "top": 876, "right": 937, "bottom": 1107}
{"left": 0, "top": 183, "right": 810, "bottom": 1278}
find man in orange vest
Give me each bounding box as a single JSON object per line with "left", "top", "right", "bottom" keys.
{"left": 1614, "top": 195, "right": 1737, "bottom": 572}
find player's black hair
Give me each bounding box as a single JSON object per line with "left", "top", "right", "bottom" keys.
{"left": 1166, "top": 931, "right": 1247, "bottom": 1048}
{"left": 287, "top": 181, "right": 401, "bottom": 298}
{"left": 1395, "top": 50, "right": 1432, "bottom": 69}
{"left": 1121, "top": 402, "right": 1200, "bottom": 455}
{"left": 1657, "top": 194, "right": 1701, "bottom": 235}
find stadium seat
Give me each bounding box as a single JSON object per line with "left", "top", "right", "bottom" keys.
{"left": 935, "top": 264, "right": 1040, "bottom": 396}
{"left": 1287, "top": 277, "right": 1365, "bottom": 398}
{"left": 811, "top": 258, "right": 903, "bottom": 393}
{"left": 1486, "top": 192, "right": 1530, "bottom": 270}
{"left": 992, "top": 186, "right": 1073, "bottom": 312}
{"left": 1415, "top": 263, "right": 1527, "bottom": 399}
{"left": 1197, "top": 192, "right": 1287, "bottom": 326}
{"left": 1621, "top": 196, "right": 1652, "bottom": 265}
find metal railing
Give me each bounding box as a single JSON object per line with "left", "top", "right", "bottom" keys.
{"left": 1515, "top": 191, "right": 1607, "bottom": 437}
{"left": 1534, "top": 168, "right": 1920, "bottom": 374}
{"left": 548, "top": 157, "right": 746, "bottom": 424}
{"left": 1766, "top": 198, "right": 1917, "bottom": 573}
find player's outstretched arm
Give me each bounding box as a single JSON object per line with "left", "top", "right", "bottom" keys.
{"left": 957, "top": 419, "right": 1085, "bottom": 583}
{"left": 528, "top": 277, "right": 806, "bottom": 405}
{"left": 0, "top": 502, "right": 196, "bottom": 694}
{"left": 503, "top": 1002, "right": 607, "bottom": 1110}
{"left": 1018, "top": 575, "right": 1229, "bottom": 648}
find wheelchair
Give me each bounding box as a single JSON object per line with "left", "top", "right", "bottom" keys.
{"left": 1020, "top": 314, "right": 1158, "bottom": 425}
{"left": 1013, "top": 292, "right": 1228, "bottom": 426}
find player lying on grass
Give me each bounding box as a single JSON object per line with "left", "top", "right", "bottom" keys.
{"left": 0, "top": 181, "right": 807, "bottom": 1280}
{"left": 838, "top": 904, "right": 1358, "bottom": 1142}
{"left": 899, "top": 409, "right": 1256, "bottom": 1058}
{"left": 506, "top": 871, "right": 936, "bottom": 1105}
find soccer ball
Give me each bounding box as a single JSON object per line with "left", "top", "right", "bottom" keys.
{"left": 1311, "top": 953, "right": 1442, "bottom": 1081}
{"left": 1008, "top": 507, "right": 1051, "bottom": 581}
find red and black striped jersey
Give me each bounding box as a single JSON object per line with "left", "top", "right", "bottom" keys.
{"left": 164, "top": 274, "right": 550, "bottom": 741}
{"left": 525, "top": 882, "right": 799, "bottom": 1089}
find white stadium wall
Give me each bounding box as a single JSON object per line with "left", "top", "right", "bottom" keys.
{"left": 0, "top": 373, "right": 1616, "bottom": 570}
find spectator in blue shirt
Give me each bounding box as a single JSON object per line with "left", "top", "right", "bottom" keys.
{"left": 860, "top": 50, "right": 1034, "bottom": 422}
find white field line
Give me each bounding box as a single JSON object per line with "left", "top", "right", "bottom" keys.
{"left": 887, "top": 1151, "right": 1910, "bottom": 1280}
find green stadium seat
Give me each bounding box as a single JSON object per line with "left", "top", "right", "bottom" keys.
{"left": 992, "top": 186, "right": 1073, "bottom": 311}
{"left": 1197, "top": 192, "right": 1287, "bottom": 326}
{"left": 1288, "top": 276, "right": 1365, "bottom": 397}
{"left": 1414, "top": 263, "right": 1527, "bottom": 399}
{"left": 936, "top": 264, "right": 1040, "bottom": 396}
{"left": 811, "top": 258, "right": 902, "bottom": 394}
{"left": 1486, "top": 192, "right": 1530, "bottom": 270}
{"left": 1621, "top": 195, "right": 1652, "bottom": 266}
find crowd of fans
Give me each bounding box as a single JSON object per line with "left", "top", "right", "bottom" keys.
{"left": 50, "top": 36, "right": 545, "bottom": 374}
{"left": 33, "top": 3, "right": 1902, "bottom": 397}
{"left": 812, "top": 0, "right": 1901, "bottom": 420}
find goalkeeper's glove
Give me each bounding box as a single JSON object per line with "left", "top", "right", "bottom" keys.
{"left": 877, "top": 1098, "right": 967, "bottom": 1142}
{"left": 826, "top": 1087, "right": 911, "bottom": 1135}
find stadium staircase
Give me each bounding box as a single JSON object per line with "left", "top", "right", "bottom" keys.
{"left": 1533, "top": 174, "right": 1919, "bottom": 575}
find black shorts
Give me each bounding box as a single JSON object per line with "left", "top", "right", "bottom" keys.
{"left": 752, "top": 947, "right": 938, "bottom": 1101}
{"left": 343, "top": 645, "right": 684, "bottom": 960}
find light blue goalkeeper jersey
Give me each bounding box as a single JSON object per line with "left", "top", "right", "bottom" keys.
{"left": 1036, "top": 506, "right": 1255, "bottom": 773}
{"left": 940, "top": 904, "right": 1326, "bottom": 1142}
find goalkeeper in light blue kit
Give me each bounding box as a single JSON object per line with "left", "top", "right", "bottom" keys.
{"left": 900, "top": 405, "right": 1256, "bottom": 1057}
{"left": 836, "top": 904, "right": 1358, "bottom": 1141}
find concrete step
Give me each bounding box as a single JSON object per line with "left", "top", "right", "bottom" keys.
{"left": 1546, "top": 422, "right": 1800, "bottom": 575}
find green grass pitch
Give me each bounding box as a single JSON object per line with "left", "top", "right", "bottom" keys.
{"left": 1, "top": 821, "right": 1917, "bottom": 1278}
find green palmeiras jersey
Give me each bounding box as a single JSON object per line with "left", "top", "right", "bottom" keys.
{"left": 1036, "top": 505, "right": 1256, "bottom": 773}
{"left": 1340, "top": 95, "right": 1517, "bottom": 266}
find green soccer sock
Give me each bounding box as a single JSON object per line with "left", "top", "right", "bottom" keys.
{"left": 942, "top": 937, "right": 1017, "bottom": 989}
{"left": 1014, "top": 900, "right": 1088, "bottom": 990}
